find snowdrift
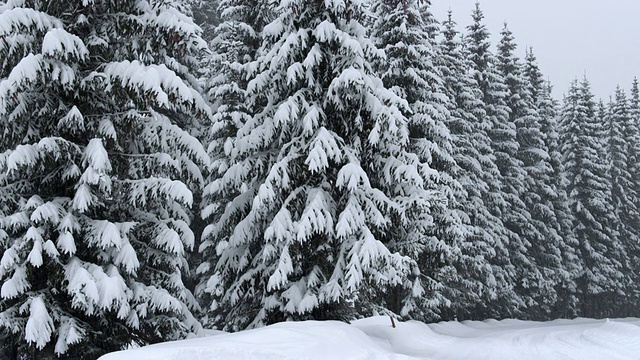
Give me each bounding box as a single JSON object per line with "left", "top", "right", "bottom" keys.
{"left": 99, "top": 316, "right": 640, "bottom": 360}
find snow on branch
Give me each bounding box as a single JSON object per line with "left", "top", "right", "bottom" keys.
{"left": 137, "top": 1, "right": 207, "bottom": 50}
{"left": 0, "top": 265, "right": 29, "bottom": 299}
{"left": 0, "top": 53, "right": 43, "bottom": 114}
{"left": 264, "top": 208, "right": 294, "bottom": 244}
{"left": 336, "top": 162, "right": 370, "bottom": 193}
{"left": 153, "top": 222, "right": 186, "bottom": 257}
{"left": 64, "top": 258, "right": 100, "bottom": 314}
{"left": 25, "top": 296, "right": 54, "bottom": 350}
{"left": 82, "top": 138, "right": 112, "bottom": 174}
{"left": 295, "top": 188, "right": 336, "bottom": 242}
{"left": 58, "top": 106, "right": 85, "bottom": 133}
{"left": 305, "top": 127, "right": 343, "bottom": 173}
{"left": 124, "top": 177, "right": 194, "bottom": 207}
{"left": 54, "top": 317, "right": 85, "bottom": 355}
{"left": 86, "top": 220, "right": 124, "bottom": 250}
{"left": 100, "top": 60, "right": 211, "bottom": 117}
{"left": 143, "top": 111, "right": 210, "bottom": 167}
{"left": 0, "top": 54, "right": 77, "bottom": 115}
{"left": 0, "top": 7, "right": 61, "bottom": 37}
{"left": 267, "top": 246, "right": 294, "bottom": 291}
{"left": 42, "top": 28, "right": 88, "bottom": 62}
{"left": 6, "top": 137, "right": 81, "bottom": 173}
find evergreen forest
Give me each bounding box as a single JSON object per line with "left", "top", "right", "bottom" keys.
{"left": 1, "top": 0, "right": 639, "bottom": 358}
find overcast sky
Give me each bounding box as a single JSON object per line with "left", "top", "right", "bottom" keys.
{"left": 429, "top": 1, "right": 640, "bottom": 100}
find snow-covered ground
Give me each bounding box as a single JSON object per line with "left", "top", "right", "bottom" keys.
{"left": 99, "top": 316, "right": 640, "bottom": 360}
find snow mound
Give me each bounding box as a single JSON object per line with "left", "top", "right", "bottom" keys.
{"left": 99, "top": 316, "right": 640, "bottom": 360}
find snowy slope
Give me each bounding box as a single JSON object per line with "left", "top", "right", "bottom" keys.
{"left": 99, "top": 316, "right": 640, "bottom": 360}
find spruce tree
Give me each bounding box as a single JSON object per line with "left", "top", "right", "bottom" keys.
{"left": 196, "top": 0, "right": 275, "bottom": 327}
{"left": 628, "top": 78, "right": 640, "bottom": 309}
{"left": 0, "top": 1, "right": 208, "bottom": 357}
{"left": 199, "top": 0, "right": 420, "bottom": 330}
{"left": 370, "top": 0, "right": 464, "bottom": 321}
{"left": 497, "top": 24, "right": 560, "bottom": 318}
{"left": 560, "top": 78, "right": 627, "bottom": 317}
{"left": 627, "top": 79, "right": 640, "bottom": 225}
{"left": 630, "top": 78, "right": 640, "bottom": 150}
{"left": 204, "top": 0, "right": 273, "bottom": 123}
{"left": 523, "top": 49, "right": 580, "bottom": 317}
{"left": 605, "top": 87, "right": 638, "bottom": 313}
{"left": 465, "top": 3, "right": 524, "bottom": 317}
{"left": 202, "top": 0, "right": 272, "bottom": 150}
{"left": 438, "top": 11, "right": 506, "bottom": 320}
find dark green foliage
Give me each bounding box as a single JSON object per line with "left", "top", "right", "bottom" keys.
{"left": 0, "top": 0, "right": 209, "bottom": 357}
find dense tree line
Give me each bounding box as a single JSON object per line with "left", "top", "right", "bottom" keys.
{"left": 0, "top": 0, "right": 639, "bottom": 358}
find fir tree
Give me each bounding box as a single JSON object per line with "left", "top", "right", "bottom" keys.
{"left": 370, "top": 0, "right": 464, "bottom": 321}
{"left": 628, "top": 78, "right": 640, "bottom": 308}
{"left": 199, "top": 0, "right": 419, "bottom": 330}
{"left": 203, "top": 0, "right": 273, "bottom": 150}
{"left": 497, "top": 24, "right": 559, "bottom": 318}
{"left": 196, "top": 0, "right": 275, "bottom": 327}
{"left": 560, "top": 78, "right": 627, "bottom": 317}
{"left": 465, "top": 3, "right": 523, "bottom": 317}
{"left": 605, "top": 87, "right": 638, "bottom": 313}
{"left": 438, "top": 11, "right": 505, "bottom": 320}
{"left": 0, "top": 1, "right": 208, "bottom": 357}
{"left": 523, "top": 49, "right": 580, "bottom": 317}
{"left": 627, "top": 78, "right": 640, "bottom": 221}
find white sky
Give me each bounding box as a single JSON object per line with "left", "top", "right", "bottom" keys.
{"left": 430, "top": 1, "right": 640, "bottom": 100}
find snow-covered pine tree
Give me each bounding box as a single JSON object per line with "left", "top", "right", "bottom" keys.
{"left": 197, "top": 0, "right": 274, "bottom": 327}
{"left": 204, "top": 0, "right": 273, "bottom": 125}
{"left": 627, "top": 80, "right": 640, "bottom": 217}
{"left": 598, "top": 97, "right": 633, "bottom": 316}
{"left": 560, "top": 78, "right": 627, "bottom": 317}
{"left": 629, "top": 78, "right": 640, "bottom": 169}
{"left": 465, "top": 3, "right": 525, "bottom": 318}
{"left": 198, "top": 0, "right": 423, "bottom": 330}
{"left": 605, "top": 88, "right": 638, "bottom": 314}
{"left": 496, "top": 24, "right": 559, "bottom": 318}
{"left": 629, "top": 78, "right": 640, "bottom": 307}
{"left": 438, "top": 11, "right": 505, "bottom": 320}
{"left": 523, "top": 49, "right": 581, "bottom": 318}
{"left": 0, "top": 1, "right": 208, "bottom": 357}
{"left": 630, "top": 78, "right": 640, "bottom": 206}
{"left": 0, "top": 20, "right": 16, "bottom": 351}
{"left": 369, "top": 0, "right": 464, "bottom": 321}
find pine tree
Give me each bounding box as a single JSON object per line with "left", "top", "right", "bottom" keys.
{"left": 438, "top": 11, "right": 506, "bottom": 320}
{"left": 0, "top": 1, "right": 208, "bottom": 357}
{"left": 196, "top": 0, "right": 275, "bottom": 327}
{"left": 630, "top": 78, "right": 640, "bottom": 195}
{"left": 523, "top": 49, "right": 580, "bottom": 317}
{"left": 199, "top": 0, "right": 420, "bottom": 330}
{"left": 629, "top": 79, "right": 640, "bottom": 307}
{"left": 204, "top": 0, "right": 273, "bottom": 124}
{"left": 560, "top": 78, "right": 627, "bottom": 317}
{"left": 370, "top": 0, "right": 464, "bottom": 321}
{"left": 605, "top": 87, "right": 638, "bottom": 314}
{"left": 627, "top": 78, "right": 640, "bottom": 229}
{"left": 630, "top": 79, "right": 640, "bottom": 162}
{"left": 465, "top": 3, "right": 524, "bottom": 317}
{"left": 497, "top": 24, "right": 559, "bottom": 318}
{"left": 203, "top": 0, "right": 273, "bottom": 150}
